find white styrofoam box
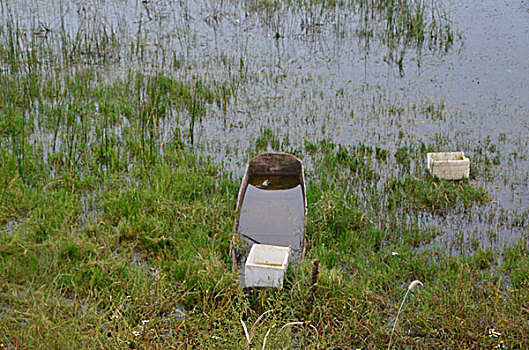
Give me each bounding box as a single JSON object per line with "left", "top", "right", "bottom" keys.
{"left": 427, "top": 152, "right": 470, "bottom": 180}
{"left": 244, "top": 244, "right": 290, "bottom": 288}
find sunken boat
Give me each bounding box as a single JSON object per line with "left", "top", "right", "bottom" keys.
{"left": 231, "top": 153, "right": 307, "bottom": 286}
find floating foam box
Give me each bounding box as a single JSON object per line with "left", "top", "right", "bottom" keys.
{"left": 427, "top": 152, "right": 470, "bottom": 180}
{"left": 244, "top": 244, "right": 290, "bottom": 288}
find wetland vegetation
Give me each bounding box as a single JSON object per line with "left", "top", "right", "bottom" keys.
{"left": 1, "top": 0, "right": 529, "bottom": 348}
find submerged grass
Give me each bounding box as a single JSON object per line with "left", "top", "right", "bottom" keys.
{"left": 1, "top": 2, "right": 528, "bottom": 349}
{"left": 242, "top": 0, "right": 456, "bottom": 66}
{"left": 3, "top": 114, "right": 526, "bottom": 347}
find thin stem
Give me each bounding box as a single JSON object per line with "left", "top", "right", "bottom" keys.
{"left": 388, "top": 288, "right": 410, "bottom": 349}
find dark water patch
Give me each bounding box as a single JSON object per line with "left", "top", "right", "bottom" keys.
{"left": 248, "top": 174, "right": 301, "bottom": 190}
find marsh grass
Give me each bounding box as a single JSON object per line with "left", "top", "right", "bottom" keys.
{"left": 1, "top": 2, "right": 528, "bottom": 349}
{"left": 241, "top": 0, "right": 456, "bottom": 67}
{"left": 2, "top": 114, "right": 529, "bottom": 348}
{"left": 1, "top": 65, "right": 523, "bottom": 346}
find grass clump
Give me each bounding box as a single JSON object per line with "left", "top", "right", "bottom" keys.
{"left": 385, "top": 175, "right": 490, "bottom": 214}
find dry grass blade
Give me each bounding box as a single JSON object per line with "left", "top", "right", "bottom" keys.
{"left": 160, "top": 126, "right": 174, "bottom": 151}
{"left": 308, "top": 324, "right": 319, "bottom": 339}
{"left": 275, "top": 321, "right": 304, "bottom": 336}
{"left": 261, "top": 326, "right": 274, "bottom": 350}
{"left": 251, "top": 309, "right": 273, "bottom": 336}
{"left": 241, "top": 309, "right": 273, "bottom": 347}
{"left": 241, "top": 319, "right": 250, "bottom": 344}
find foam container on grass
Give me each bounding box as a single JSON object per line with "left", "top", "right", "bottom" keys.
{"left": 244, "top": 244, "right": 290, "bottom": 288}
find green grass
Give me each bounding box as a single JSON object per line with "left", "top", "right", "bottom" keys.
{"left": 2, "top": 109, "right": 528, "bottom": 348}
{"left": 0, "top": 5, "right": 527, "bottom": 349}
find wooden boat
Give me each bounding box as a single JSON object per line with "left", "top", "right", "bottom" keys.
{"left": 231, "top": 153, "right": 307, "bottom": 272}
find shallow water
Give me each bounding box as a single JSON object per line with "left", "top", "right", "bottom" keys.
{"left": 238, "top": 184, "right": 305, "bottom": 256}
{"left": 248, "top": 174, "right": 302, "bottom": 190}
{"left": 2, "top": 0, "right": 528, "bottom": 255}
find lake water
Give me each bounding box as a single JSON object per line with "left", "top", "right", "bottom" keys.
{"left": 2, "top": 0, "right": 528, "bottom": 254}
{"left": 238, "top": 180, "right": 305, "bottom": 257}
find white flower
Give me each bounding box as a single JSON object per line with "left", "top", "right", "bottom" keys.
{"left": 133, "top": 331, "right": 141, "bottom": 337}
